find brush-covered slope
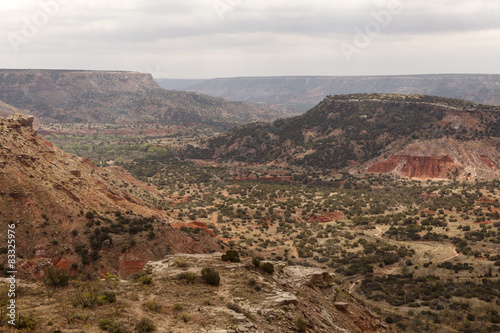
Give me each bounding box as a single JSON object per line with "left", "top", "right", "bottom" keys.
{"left": 169, "top": 74, "right": 500, "bottom": 112}
{"left": 0, "top": 114, "right": 222, "bottom": 279}
{"left": 0, "top": 69, "right": 286, "bottom": 129}
{"left": 190, "top": 94, "right": 500, "bottom": 179}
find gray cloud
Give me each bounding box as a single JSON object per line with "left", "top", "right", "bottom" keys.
{"left": 0, "top": 0, "right": 499, "bottom": 77}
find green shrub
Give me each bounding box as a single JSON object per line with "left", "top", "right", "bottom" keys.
{"left": 135, "top": 317, "right": 156, "bottom": 333}
{"left": 85, "top": 211, "right": 95, "bottom": 220}
{"left": 201, "top": 267, "right": 220, "bottom": 286}
{"left": 295, "top": 317, "right": 307, "bottom": 332}
{"left": 252, "top": 257, "right": 261, "bottom": 267}
{"left": 261, "top": 262, "right": 275, "bottom": 274}
{"left": 174, "top": 258, "right": 189, "bottom": 268}
{"left": 71, "top": 281, "right": 101, "bottom": 308}
{"left": 97, "top": 291, "right": 117, "bottom": 305}
{"left": 227, "top": 302, "right": 243, "bottom": 313}
{"left": 44, "top": 267, "right": 70, "bottom": 288}
{"left": 145, "top": 299, "right": 162, "bottom": 312}
{"left": 16, "top": 314, "right": 38, "bottom": 330}
{"left": 98, "top": 318, "right": 127, "bottom": 333}
{"left": 139, "top": 275, "right": 153, "bottom": 285}
{"left": 177, "top": 272, "right": 196, "bottom": 283}
{"left": 221, "top": 250, "right": 240, "bottom": 263}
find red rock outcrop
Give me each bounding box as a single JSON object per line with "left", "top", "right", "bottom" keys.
{"left": 365, "top": 138, "right": 500, "bottom": 179}
{"left": 367, "top": 155, "right": 457, "bottom": 179}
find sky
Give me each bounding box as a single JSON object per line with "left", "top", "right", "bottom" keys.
{"left": 1, "top": 0, "right": 499, "bottom": 78}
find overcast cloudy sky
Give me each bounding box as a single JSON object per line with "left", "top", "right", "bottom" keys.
{"left": 1, "top": 0, "right": 499, "bottom": 78}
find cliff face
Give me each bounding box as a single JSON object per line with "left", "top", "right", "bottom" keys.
{"left": 0, "top": 114, "right": 222, "bottom": 279}
{"left": 365, "top": 139, "right": 500, "bottom": 179}
{"left": 367, "top": 155, "right": 457, "bottom": 179}
{"left": 0, "top": 69, "right": 287, "bottom": 128}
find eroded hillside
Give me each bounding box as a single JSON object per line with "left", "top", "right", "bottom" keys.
{"left": 0, "top": 113, "right": 222, "bottom": 279}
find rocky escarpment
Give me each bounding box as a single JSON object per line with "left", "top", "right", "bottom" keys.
{"left": 142, "top": 253, "right": 391, "bottom": 333}
{"left": 365, "top": 139, "right": 500, "bottom": 179}
{"left": 0, "top": 114, "right": 222, "bottom": 279}
{"left": 0, "top": 69, "right": 287, "bottom": 128}
{"left": 367, "top": 155, "right": 456, "bottom": 179}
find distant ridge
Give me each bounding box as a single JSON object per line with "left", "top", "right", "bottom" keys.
{"left": 188, "top": 93, "right": 500, "bottom": 180}
{"left": 156, "top": 74, "right": 500, "bottom": 113}
{"left": 0, "top": 69, "right": 288, "bottom": 129}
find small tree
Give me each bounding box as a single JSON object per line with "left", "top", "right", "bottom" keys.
{"left": 221, "top": 250, "right": 240, "bottom": 263}
{"left": 44, "top": 267, "right": 70, "bottom": 288}
{"left": 252, "top": 257, "right": 261, "bottom": 267}
{"left": 201, "top": 268, "right": 220, "bottom": 286}
{"left": 261, "top": 262, "right": 275, "bottom": 274}
{"left": 295, "top": 317, "right": 307, "bottom": 332}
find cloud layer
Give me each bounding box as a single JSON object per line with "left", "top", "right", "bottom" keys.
{"left": 1, "top": 0, "right": 499, "bottom": 77}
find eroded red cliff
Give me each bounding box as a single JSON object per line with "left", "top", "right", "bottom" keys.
{"left": 365, "top": 139, "right": 500, "bottom": 179}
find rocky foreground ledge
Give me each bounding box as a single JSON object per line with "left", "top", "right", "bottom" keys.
{"left": 142, "top": 253, "right": 391, "bottom": 333}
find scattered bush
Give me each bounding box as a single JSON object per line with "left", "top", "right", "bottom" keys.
{"left": 174, "top": 258, "right": 189, "bottom": 268}
{"left": 97, "top": 291, "right": 117, "bottom": 305}
{"left": 252, "top": 257, "right": 261, "bottom": 267}
{"left": 135, "top": 317, "right": 156, "bottom": 333}
{"left": 261, "top": 262, "right": 275, "bottom": 274}
{"left": 201, "top": 267, "right": 220, "bottom": 286}
{"left": 295, "top": 317, "right": 307, "bottom": 332}
{"left": 16, "top": 314, "right": 38, "bottom": 330}
{"left": 99, "top": 318, "right": 128, "bottom": 333}
{"left": 173, "top": 303, "right": 183, "bottom": 311}
{"left": 145, "top": 299, "right": 162, "bottom": 312}
{"left": 177, "top": 272, "right": 196, "bottom": 283}
{"left": 139, "top": 275, "right": 153, "bottom": 285}
{"left": 44, "top": 267, "right": 70, "bottom": 288}
{"left": 227, "top": 302, "right": 243, "bottom": 313}
{"left": 222, "top": 250, "right": 240, "bottom": 263}
{"left": 71, "top": 281, "right": 101, "bottom": 308}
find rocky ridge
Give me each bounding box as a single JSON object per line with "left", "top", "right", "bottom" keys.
{"left": 188, "top": 94, "right": 500, "bottom": 180}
